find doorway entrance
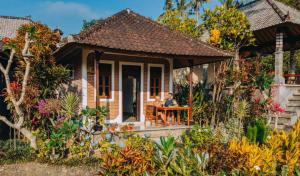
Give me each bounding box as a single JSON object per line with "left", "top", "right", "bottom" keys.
{"left": 122, "top": 65, "right": 141, "bottom": 122}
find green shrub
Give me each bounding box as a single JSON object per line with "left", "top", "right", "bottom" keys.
{"left": 246, "top": 119, "right": 268, "bottom": 144}
{"left": 0, "top": 140, "right": 36, "bottom": 164}
{"left": 182, "top": 125, "right": 216, "bottom": 147}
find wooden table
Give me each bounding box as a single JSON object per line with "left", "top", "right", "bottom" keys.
{"left": 156, "top": 106, "right": 191, "bottom": 126}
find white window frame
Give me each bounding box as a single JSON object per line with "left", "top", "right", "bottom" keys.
{"left": 147, "top": 63, "right": 164, "bottom": 102}
{"left": 96, "top": 60, "right": 115, "bottom": 102}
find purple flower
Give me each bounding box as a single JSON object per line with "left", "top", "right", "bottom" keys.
{"left": 35, "top": 100, "right": 49, "bottom": 115}
{"left": 57, "top": 116, "right": 65, "bottom": 122}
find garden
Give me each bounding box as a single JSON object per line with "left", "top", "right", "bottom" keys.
{"left": 0, "top": 1, "right": 300, "bottom": 175}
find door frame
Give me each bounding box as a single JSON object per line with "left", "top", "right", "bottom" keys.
{"left": 119, "top": 62, "right": 144, "bottom": 124}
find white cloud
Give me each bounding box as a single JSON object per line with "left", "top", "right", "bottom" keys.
{"left": 43, "top": 1, "right": 99, "bottom": 19}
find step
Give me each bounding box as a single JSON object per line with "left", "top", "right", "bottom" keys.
{"left": 134, "top": 126, "right": 191, "bottom": 139}
{"left": 288, "top": 98, "right": 300, "bottom": 101}
{"left": 93, "top": 125, "right": 191, "bottom": 143}
{"left": 285, "top": 106, "right": 300, "bottom": 112}
{"left": 269, "top": 123, "right": 286, "bottom": 130}
{"left": 287, "top": 101, "right": 300, "bottom": 105}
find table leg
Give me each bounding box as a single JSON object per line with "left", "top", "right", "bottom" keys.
{"left": 172, "top": 111, "right": 176, "bottom": 125}
{"left": 155, "top": 109, "right": 158, "bottom": 127}
{"left": 165, "top": 111, "right": 167, "bottom": 125}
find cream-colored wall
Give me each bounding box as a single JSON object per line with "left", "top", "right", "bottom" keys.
{"left": 173, "top": 63, "right": 220, "bottom": 85}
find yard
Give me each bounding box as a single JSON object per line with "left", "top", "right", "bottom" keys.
{"left": 1, "top": 0, "right": 300, "bottom": 175}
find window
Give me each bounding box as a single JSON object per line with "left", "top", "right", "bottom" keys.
{"left": 150, "top": 67, "right": 162, "bottom": 98}
{"left": 99, "top": 63, "right": 112, "bottom": 98}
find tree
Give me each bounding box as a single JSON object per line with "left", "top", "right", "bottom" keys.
{"left": 219, "top": 0, "right": 243, "bottom": 9}
{"left": 164, "top": 0, "right": 174, "bottom": 11}
{"left": 0, "top": 27, "right": 37, "bottom": 149}
{"left": 0, "top": 23, "right": 68, "bottom": 149}
{"left": 175, "top": 0, "right": 189, "bottom": 17}
{"left": 187, "top": 0, "right": 209, "bottom": 23}
{"left": 157, "top": 10, "right": 202, "bottom": 38}
{"left": 82, "top": 19, "right": 97, "bottom": 30}
{"left": 202, "top": 5, "right": 255, "bottom": 64}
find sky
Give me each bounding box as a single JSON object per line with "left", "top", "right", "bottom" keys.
{"left": 0, "top": 0, "right": 220, "bottom": 36}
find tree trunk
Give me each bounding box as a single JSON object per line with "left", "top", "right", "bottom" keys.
{"left": 20, "top": 128, "right": 37, "bottom": 149}
{"left": 234, "top": 49, "right": 240, "bottom": 70}
{"left": 0, "top": 115, "right": 37, "bottom": 149}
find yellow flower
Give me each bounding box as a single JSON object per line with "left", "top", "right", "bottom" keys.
{"left": 209, "top": 29, "right": 221, "bottom": 44}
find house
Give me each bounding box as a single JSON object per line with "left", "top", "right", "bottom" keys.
{"left": 54, "top": 9, "right": 232, "bottom": 126}
{"left": 0, "top": 15, "right": 31, "bottom": 139}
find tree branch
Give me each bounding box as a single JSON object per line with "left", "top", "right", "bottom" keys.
{"left": 16, "top": 32, "right": 31, "bottom": 106}
{"left": 0, "top": 115, "right": 18, "bottom": 129}
{"left": 16, "top": 61, "right": 30, "bottom": 106}
{"left": 0, "top": 63, "right": 5, "bottom": 73}
{"left": 22, "top": 32, "right": 30, "bottom": 56}
{"left": 5, "top": 49, "right": 16, "bottom": 74}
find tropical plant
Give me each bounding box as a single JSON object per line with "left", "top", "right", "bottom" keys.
{"left": 61, "top": 92, "right": 80, "bottom": 119}
{"left": 99, "top": 136, "right": 155, "bottom": 175}
{"left": 48, "top": 120, "right": 79, "bottom": 158}
{"left": 229, "top": 138, "right": 276, "bottom": 175}
{"left": 153, "top": 136, "right": 177, "bottom": 175}
{"left": 246, "top": 118, "right": 268, "bottom": 144}
{"left": 267, "top": 119, "right": 300, "bottom": 175}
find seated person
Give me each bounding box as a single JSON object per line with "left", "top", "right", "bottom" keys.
{"left": 153, "top": 96, "right": 163, "bottom": 107}
{"left": 163, "top": 92, "right": 178, "bottom": 107}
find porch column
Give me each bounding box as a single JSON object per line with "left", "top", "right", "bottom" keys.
{"left": 202, "top": 64, "right": 209, "bottom": 88}
{"left": 188, "top": 60, "right": 193, "bottom": 126}
{"left": 288, "top": 47, "right": 296, "bottom": 83}
{"left": 274, "top": 30, "right": 285, "bottom": 84}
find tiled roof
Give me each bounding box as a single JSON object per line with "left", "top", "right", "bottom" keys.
{"left": 239, "top": 0, "right": 300, "bottom": 31}
{"left": 74, "top": 9, "right": 232, "bottom": 57}
{"left": 0, "top": 16, "right": 32, "bottom": 39}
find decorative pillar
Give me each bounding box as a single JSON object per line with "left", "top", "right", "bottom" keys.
{"left": 274, "top": 30, "right": 285, "bottom": 84}
{"left": 288, "top": 48, "right": 296, "bottom": 84}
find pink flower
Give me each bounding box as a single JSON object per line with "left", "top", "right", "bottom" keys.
{"left": 35, "top": 100, "right": 49, "bottom": 115}
{"left": 273, "top": 103, "right": 285, "bottom": 113}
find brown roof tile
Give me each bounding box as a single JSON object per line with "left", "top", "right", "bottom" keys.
{"left": 74, "top": 9, "right": 232, "bottom": 57}
{"left": 0, "top": 16, "right": 32, "bottom": 39}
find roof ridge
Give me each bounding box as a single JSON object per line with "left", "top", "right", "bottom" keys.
{"left": 266, "top": 0, "right": 289, "bottom": 21}
{"left": 0, "top": 15, "right": 32, "bottom": 21}
{"left": 77, "top": 9, "right": 130, "bottom": 40}
{"left": 126, "top": 10, "right": 232, "bottom": 56}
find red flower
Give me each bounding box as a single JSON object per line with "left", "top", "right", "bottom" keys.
{"left": 10, "top": 81, "right": 18, "bottom": 90}
{"left": 273, "top": 103, "right": 285, "bottom": 113}
{"left": 2, "top": 37, "right": 10, "bottom": 44}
